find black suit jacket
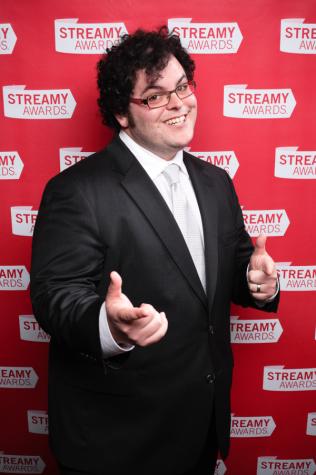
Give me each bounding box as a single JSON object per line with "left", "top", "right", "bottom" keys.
{"left": 31, "top": 137, "right": 278, "bottom": 474}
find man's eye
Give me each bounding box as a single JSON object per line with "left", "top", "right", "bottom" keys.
{"left": 147, "top": 94, "right": 161, "bottom": 103}
{"left": 177, "top": 84, "right": 188, "bottom": 93}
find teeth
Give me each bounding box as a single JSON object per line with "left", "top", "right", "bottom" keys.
{"left": 165, "top": 115, "right": 186, "bottom": 126}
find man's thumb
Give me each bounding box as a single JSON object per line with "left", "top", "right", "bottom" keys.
{"left": 254, "top": 235, "right": 267, "bottom": 255}
{"left": 107, "top": 271, "right": 122, "bottom": 299}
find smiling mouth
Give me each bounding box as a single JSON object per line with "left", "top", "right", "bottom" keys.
{"left": 165, "top": 114, "right": 187, "bottom": 126}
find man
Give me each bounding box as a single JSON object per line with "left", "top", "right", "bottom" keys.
{"left": 31, "top": 27, "right": 279, "bottom": 475}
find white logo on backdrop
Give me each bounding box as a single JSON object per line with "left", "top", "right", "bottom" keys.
{"left": 307, "top": 413, "right": 316, "bottom": 436}
{"left": 230, "top": 316, "right": 283, "bottom": 343}
{"left": 11, "top": 207, "right": 38, "bottom": 236}
{"left": 223, "top": 85, "right": 296, "bottom": 118}
{"left": 3, "top": 86, "right": 76, "bottom": 119}
{"left": 0, "top": 151, "right": 24, "bottom": 179}
{"left": 27, "top": 410, "right": 48, "bottom": 434}
{"left": 277, "top": 263, "right": 316, "bottom": 291}
{"left": 0, "top": 453, "right": 45, "bottom": 474}
{"left": 242, "top": 209, "right": 290, "bottom": 237}
{"left": 0, "top": 367, "right": 38, "bottom": 389}
{"left": 263, "top": 366, "right": 316, "bottom": 391}
{"left": 0, "top": 266, "right": 29, "bottom": 291}
{"left": 0, "top": 24, "right": 17, "bottom": 54}
{"left": 168, "top": 18, "right": 242, "bottom": 54}
{"left": 257, "top": 457, "right": 316, "bottom": 475}
{"left": 275, "top": 147, "right": 316, "bottom": 179}
{"left": 281, "top": 19, "right": 316, "bottom": 54}
{"left": 55, "top": 19, "right": 128, "bottom": 53}
{"left": 231, "top": 415, "right": 276, "bottom": 437}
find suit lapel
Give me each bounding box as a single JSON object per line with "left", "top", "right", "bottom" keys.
{"left": 184, "top": 153, "right": 219, "bottom": 310}
{"left": 108, "top": 138, "right": 207, "bottom": 307}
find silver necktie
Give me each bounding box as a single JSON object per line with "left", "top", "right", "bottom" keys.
{"left": 163, "top": 163, "right": 206, "bottom": 291}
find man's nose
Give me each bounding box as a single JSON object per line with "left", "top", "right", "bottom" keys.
{"left": 166, "top": 91, "right": 183, "bottom": 109}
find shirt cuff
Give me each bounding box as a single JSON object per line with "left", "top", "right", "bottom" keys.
{"left": 99, "top": 302, "right": 134, "bottom": 358}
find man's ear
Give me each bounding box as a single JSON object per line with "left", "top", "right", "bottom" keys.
{"left": 115, "top": 113, "right": 129, "bottom": 129}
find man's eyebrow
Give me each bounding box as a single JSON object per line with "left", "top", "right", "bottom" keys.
{"left": 140, "top": 74, "right": 187, "bottom": 96}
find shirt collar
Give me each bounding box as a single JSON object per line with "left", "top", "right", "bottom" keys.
{"left": 119, "top": 130, "right": 188, "bottom": 180}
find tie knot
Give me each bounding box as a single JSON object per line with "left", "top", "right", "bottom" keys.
{"left": 163, "top": 163, "right": 180, "bottom": 186}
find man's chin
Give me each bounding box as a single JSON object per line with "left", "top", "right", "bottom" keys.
{"left": 171, "top": 133, "right": 194, "bottom": 151}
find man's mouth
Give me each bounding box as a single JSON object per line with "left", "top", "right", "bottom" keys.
{"left": 164, "top": 114, "right": 187, "bottom": 126}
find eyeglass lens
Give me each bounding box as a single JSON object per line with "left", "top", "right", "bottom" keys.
{"left": 147, "top": 82, "right": 195, "bottom": 108}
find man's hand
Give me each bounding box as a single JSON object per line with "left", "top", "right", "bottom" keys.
{"left": 247, "top": 235, "right": 278, "bottom": 301}
{"left": 105, "top": 271, "right": 168, "bottom": 347}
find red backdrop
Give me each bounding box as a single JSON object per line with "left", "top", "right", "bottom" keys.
{"left": 1, "top": 0, "right": 315, "bottom": 474}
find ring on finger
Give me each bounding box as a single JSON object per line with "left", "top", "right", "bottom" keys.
{"left": 256, "top": 284, "right": 261, "bottom": 293}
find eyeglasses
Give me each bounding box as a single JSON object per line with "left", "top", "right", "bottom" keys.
{"left": 130, "top": 80, "right": 196, "bottom": 109}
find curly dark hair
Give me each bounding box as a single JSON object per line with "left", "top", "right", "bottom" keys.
{"left": 97, "top": 26, "right": 195, "bottom": 131}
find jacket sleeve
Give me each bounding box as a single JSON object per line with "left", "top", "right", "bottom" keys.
{"left": 30, "top": 173, "right": 105, "bottom": 360}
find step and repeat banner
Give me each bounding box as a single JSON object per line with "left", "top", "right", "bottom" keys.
{"left": 1, "top": 0, "right": 315, "bottom": 474}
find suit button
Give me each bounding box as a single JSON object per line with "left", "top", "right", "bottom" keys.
{"left": 208, "top": 324, "right": 214, "bottom": 335}
{"left": 206, "top": 373, "right": 215, "bottom": 384}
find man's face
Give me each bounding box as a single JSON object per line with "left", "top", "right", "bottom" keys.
{"left": 116, "top": 55, "right": 197, "bottom": 160}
